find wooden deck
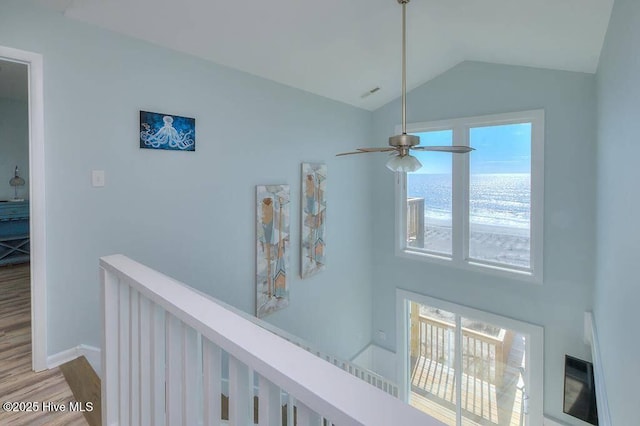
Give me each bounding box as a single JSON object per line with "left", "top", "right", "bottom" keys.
{"left": 0, "top": 264, "right": 88, "bottom": 425}
{"left": 410, "top": 332, "right": 526, "bottom": 426}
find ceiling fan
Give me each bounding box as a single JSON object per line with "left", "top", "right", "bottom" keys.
{"left": 337, "top": 0, "right": 474, "bottom": 172}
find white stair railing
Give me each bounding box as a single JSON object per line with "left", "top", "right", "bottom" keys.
{"left": 145, "top": 268, "right": 399, "bottom": 399}
{"left": 101, "top": 254, "right": 441, "bottom": 426}
{"left": 204, "top": 293, "right": 399, "bottom": 398}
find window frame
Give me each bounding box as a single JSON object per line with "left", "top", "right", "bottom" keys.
{"left": 395, "top": 288, "right": 544, "bottom": 425}
{"left": 395, "top": 110, "right": 545, "bottom": 284}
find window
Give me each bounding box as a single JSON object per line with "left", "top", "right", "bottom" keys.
{"left": 396, "top": 110, "right": 544, "bottom": 282}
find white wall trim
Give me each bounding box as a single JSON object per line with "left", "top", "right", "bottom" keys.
{"left": 47, "top": 347, "right": 79, "bottom": 370}
{"left": 586, "top": 311, "right": 611, "bottom": 426}
{"left": 0, "top": 45, "right": 47, "bottom": 372}
{"left": 47, "top": 344, "right": 102, "bottom": 378}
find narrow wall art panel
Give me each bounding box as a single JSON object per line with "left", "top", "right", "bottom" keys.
{"left": 139, "top": 110, "right": 195, "bottom": 151}
{"left": 301, "top": 163, "right": 327, "bottom": 278}
{"left": 256, "top": 185, "right": 290, "bottom": 318}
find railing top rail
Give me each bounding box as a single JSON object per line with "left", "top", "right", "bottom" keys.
{"left": 418, "top": 314, "right": 505, "bottom": 344}
{"left": 100, "top": 254, "right": 439, "bottom": 426}
{"left": 184, "top": 278, "right": 394, "bottom": 388}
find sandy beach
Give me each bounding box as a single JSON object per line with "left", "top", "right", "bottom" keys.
{"left": 410, "top": 220, "right": 530, "bottom": 268}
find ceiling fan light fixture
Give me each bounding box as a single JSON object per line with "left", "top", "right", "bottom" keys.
{"left": 386, "top": 154, "right": 422, "bottom": 172}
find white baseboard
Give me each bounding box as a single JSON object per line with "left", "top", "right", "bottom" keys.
{"left": 46, "top": 347, "right": 79, "bottom": 369}
{"left": 47, "top": 344, "right": 101, "bottom": 378}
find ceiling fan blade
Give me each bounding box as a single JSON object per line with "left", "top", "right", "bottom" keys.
{"left": 357, "top": 147, "right": 397, "bottom": 153}
{"left": 336, "top": 150, "right": 376, "bottom": 157}
{"left": 336, "top": 147, "right": 398, "bottom": 156}
{"left": 412, "top": 145, "right": 475, "bottom": 153}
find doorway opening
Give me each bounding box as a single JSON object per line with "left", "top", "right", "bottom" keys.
{"left": 396, "top": 289, "right": 543, "bottom": 425}
{"left": 0, "top": 46, "right": 47, "bottom": 371}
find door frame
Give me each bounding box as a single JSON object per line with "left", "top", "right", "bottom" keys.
{"left": 396, "top": 288, "right": 544, "bottom": 425}
{"left": 0, "top": 45, "right": 47, "bottom": 371}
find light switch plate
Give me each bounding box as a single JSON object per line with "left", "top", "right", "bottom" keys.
{"left": 92, "top": 170, "right": 105, "bottom": 187}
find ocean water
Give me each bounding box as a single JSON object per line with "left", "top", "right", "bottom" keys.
{"left": 407, "top": 173, "right": 531, "bottom": 229}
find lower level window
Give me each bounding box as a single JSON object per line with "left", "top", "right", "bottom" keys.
{"left": 398, "top": 290, "right": 544, "bottom": 425}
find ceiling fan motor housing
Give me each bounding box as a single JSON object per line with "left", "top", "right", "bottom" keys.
{"left": 389, "top": 133, "right": 420, "bottom": 157}
{"left": 389, "top": 133, "right": 420, "bottom": 147}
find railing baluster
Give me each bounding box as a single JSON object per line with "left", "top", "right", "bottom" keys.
{"left": 427, "top": 321, "right": 430, "bottom": 359}
{"left": 182, "top": 325, "right": 199, "bottom": 425}
{"left": 433, "top": 326, "right": 437, "bottom": 361}
{"left": 286, "top": 395, "right": 295, "bottom": 426}
{"left": 473, "top": 338, "right": 477, "bottom": 412}
{"left": 203, "top": 339, "right": 222, "bottom": 426}
{"left": 166, "top": 313, "right": 183, "bottom": 425}
{"left": 101, "top": 268, "right": 119, "bottom": 426}
{"left": 139, "top": 295, "right": 152, "bottom": 426}
{"left": 150, "top": 304, "right": 166, "bottom": 426}
{"left": 258, "top": 375, "right": 281, "bottom": 426}
{"left": 229, "top": 356, "right": 251, "bottom": 425}
{"left": 118, "top": 282, "right": 130, "bottom": 425}
{"left": 464, "top": 335, "right": 470, "bottom": 410}
{"left": 481, "top": 341, "right": 485, "bottom": 417}
{"left": 130, "top": 289, "right": 140, "bottom": 425}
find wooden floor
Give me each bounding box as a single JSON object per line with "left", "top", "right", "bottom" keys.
{"left": 0, "top": 264, "right": 88, "bottom": 425}
{"left": 410, "top": 334, "right": 526, "bottom": 426}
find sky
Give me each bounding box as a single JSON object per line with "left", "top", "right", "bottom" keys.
{"left": 411, "top": 123, "right": 532, "bottom": 175}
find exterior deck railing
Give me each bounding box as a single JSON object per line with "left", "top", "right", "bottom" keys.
{"left": 411, "top": 312, "right": 514, "bottom": 386}
{"left": 407, "top": 198, "right": 425, "bottom": 247}
{"left": 101, "top": 254, "right": 433, "bottom": 426}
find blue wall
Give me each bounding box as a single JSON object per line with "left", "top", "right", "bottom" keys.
{"left": 595, "top": 0, "right": 640, "bottom": 423}
{"left": 1, "top": 2, "right": 618, "bottom": 423}
{"left": 0, "top": 97, "right": 29, "bottom": 200}
{"left": 371, "top": 62, "right": 597, "bottom": 423}
{"left": 0, "top": 0, "right": 373, "bottom": 360}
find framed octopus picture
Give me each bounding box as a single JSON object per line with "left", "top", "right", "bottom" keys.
{"left": 139, "top": 110, "right": 195, "bottom": 151}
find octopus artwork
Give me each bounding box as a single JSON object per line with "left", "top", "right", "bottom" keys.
{"left": 139, "top": 111, "right": 195, "bottom": 151}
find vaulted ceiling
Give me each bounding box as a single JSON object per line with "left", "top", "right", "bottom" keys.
{"left": 47, "top": 1, "right": 614, "bottom": 110}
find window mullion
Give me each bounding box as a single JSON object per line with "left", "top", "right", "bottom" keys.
{"left": 452, "top": 126, "right": 467, "bottom": 265}
{"left": 396, "top": 171, "right": 408, "bottom": 254}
